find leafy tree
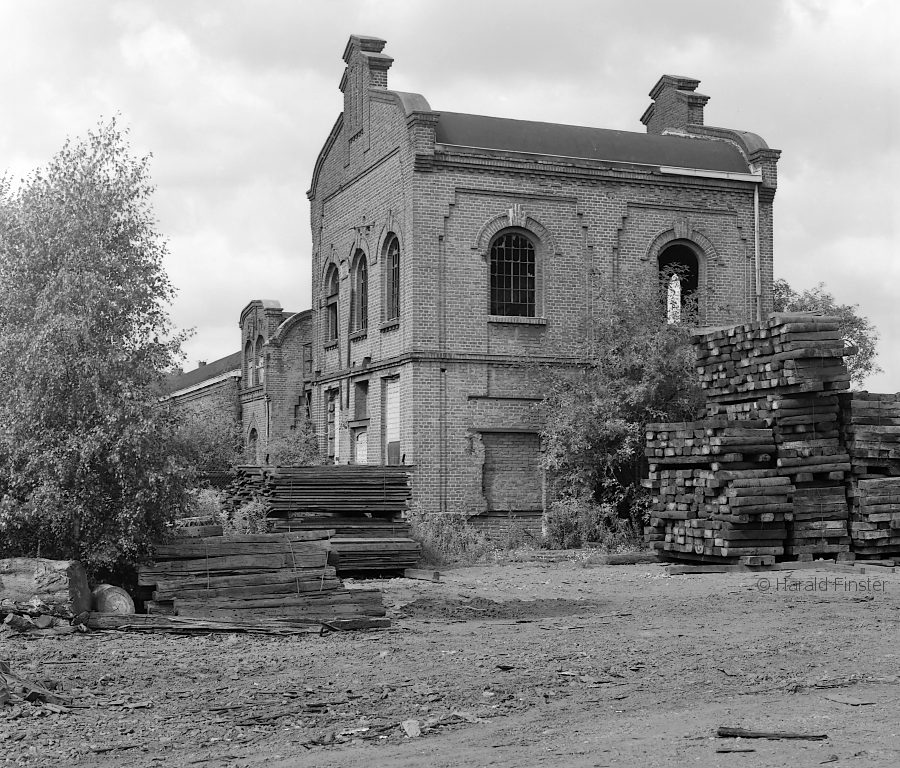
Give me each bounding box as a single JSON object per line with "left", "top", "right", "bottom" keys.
{"left": 173, "top": 393, "right": 243, "bottom": 474}
{"left": 773, "top": 278, "right": 880, "bottom": 386}
{"left": 0, "top": 119, "right": 192, "bottom": 574}
{"left": 537, "top": 274, "right": 706, "bottom": 544}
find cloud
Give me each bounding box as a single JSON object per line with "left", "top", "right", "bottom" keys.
{"left": 1, "top": 0, "right": 897, "bottom": 387}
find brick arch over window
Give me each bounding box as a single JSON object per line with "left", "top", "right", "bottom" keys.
{"left": 472, "top": 211, "right": 559, "bottom": 261}
{"left": 643, "top": 222, "right": 720, "bottom": 266}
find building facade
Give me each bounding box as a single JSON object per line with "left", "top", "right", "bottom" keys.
{"left": 167, "top": 35, "right": 780, "bottom": 529}
{"left": 304, "top": 36, "right": 779, "bottom": 526}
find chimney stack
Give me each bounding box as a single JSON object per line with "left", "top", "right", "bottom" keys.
{"left": 641, "top": 75, "right": 709, "bottom": 135}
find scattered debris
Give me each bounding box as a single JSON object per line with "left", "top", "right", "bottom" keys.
{"left": 822, "top": 692, "right": 875, "bottom": 706}
{"left": 717, "top": 727, "right": 828, "bottom": 741}
{"left": 400, "top": 719, "right": 421, "bottom": 737}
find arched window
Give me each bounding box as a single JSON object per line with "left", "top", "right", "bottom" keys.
{"left": 490, "top": 231, "right": 536, "bottom": 317}
{"left": 325, "top": 264, "right": 339, "bottom": 342}
{"left": 658, "top": 243, "right": 700, "bottom": 324}
{"left": 383, "top": 234, "right": 400, "bottom": 321}
{"left": 256, "top": 335, "right": 265, "bottom": 385}
{"left": 244, "top": 339, "right": 254, "bottom": 387}
{"left": 351, "top": 250, "right": 368, "bottom": 332}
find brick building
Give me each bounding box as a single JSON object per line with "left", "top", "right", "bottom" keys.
{"left": 167, "top": 35, "right": 780, "bottom": 531}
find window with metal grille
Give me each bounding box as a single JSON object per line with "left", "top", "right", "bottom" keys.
{"left": 352, "top": 251, "right": 368, "bottom": 331}
{"left": 325, "top": 265, "right": 339, "bottom": 341}
{"left": 384, "top": 235, "right": 400, "bottom": 321}
{"left": 490, "top": 232, "right": 536, "bottom": 317}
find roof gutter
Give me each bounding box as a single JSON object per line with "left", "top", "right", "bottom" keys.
{"left": 658, "top": 166, "right": 763, "bottom": 183}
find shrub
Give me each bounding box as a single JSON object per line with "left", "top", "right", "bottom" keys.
{"left": 407, "top": 508, "right": 494, "bottom": 566}
{"left": 218, "top": 498, "right": 270, "bottom": 538}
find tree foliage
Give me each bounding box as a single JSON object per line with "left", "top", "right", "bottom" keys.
{"left": 537, "top": 274, "right": 706, "bottom": 541}
{"left": 773, "top": 278, "right": 880, "bottom": 386}
{"left": 0, "top": 119, "right": 192, "bottom": 573}
{"left": 265, "top": 415, "right": 322, "bottom": 467}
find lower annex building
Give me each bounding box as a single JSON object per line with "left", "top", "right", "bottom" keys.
{"left": 164, "top": 35, "right": 780, "bottom": 532}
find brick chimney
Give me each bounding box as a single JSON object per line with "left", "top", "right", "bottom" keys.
{"left": 340, "top": 36, "right": 393, "bottom": 136}
{"left": 640, "top": 75, "right": 710, "bottom": 135}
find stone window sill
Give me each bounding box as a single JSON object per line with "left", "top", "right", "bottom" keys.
{"left": 324, "top": 340, "right": 338, "bottom": 350}
{"left": 349, "top": 330, "right": 368, "bottom": 342}
{"left": 488, "top": 315, "right": 547, "bottom": 326}
{"left": 380, "top": 319, "right": 400, "bottom": 332}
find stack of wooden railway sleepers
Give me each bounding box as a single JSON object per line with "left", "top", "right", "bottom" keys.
{"left": 138, "top": 530, "right": 387, "bottom": 623}
{"left": 786, "top": 486, "right": 851, "bottom": 560}
{"left": 689, "top": 312, "right": 854, "bottom": 561}
{"left": 839, "top": 393, "right": 900, "bottom": 558}
{"left": 270, "top": 516, "right": 419, "bottom": 574}
{"left": 644, "top": 419, "right": 792, "bottom": 565}
{"left": 846, "top": 478, "right": 900, "bottom": 558}
{"left": 840, "top": 393, "right": 900, "bottom": 479}
{"left": 223, "top": 465, "right": 419, "bottom": 575}
{"left": 692, "top": 313, "right": 851, "bottom": 401}
{"left": 223, "top": 465, "right": 413, "bottom": 518}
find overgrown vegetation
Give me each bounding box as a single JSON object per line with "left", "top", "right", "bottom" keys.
{"left": 407, "top": 508, "right": 496, "bottom": 566}
{"left": 773, "top": 278, "right": 880, "bottom": 386}
{"left": 0, "top": 120, "right": 193, "bottom": 574}
{"left": 537, "top": 272, "right": 707, "bottom": 548}
{"left": 265, "top": 416, "right": 322, "bottom": 467}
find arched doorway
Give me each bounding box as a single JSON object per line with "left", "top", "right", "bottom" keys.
{"left": 658, "top": 242, "right": 700, "bottom": 323}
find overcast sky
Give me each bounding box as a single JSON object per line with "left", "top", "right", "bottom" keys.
{"left": 2, "top": 0, "right": 897, "bottom": 390}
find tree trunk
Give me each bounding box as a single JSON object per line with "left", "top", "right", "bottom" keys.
{"left": 0, "top": 558, "right": 91, "bottom": 615}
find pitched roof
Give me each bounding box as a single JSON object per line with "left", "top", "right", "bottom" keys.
{"left": 434, "top": 112, "right": 749, "bottom": 173}
{"left": 164, "top": 351, "right": 242, "bottom": 395}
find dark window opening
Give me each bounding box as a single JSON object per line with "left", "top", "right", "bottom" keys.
{"left": 352, "top": 251, "right": 368, "bottom": 331}
{"left": 354, "top": 380, "right": 369, "bottom": 420}
{"left": 325, "top": 265, "right": 339, "bottom": 341}
{"left": 490, "top": 232, "right": 535, "bottom": 317}
{"left": 658, "top": 244, "right": 699, "bottom": 324}
{"left": 384, "top": 235, "right": 400, "bottom": 321}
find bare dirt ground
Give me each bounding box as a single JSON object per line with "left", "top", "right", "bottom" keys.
{"left": 2, "top": 557, "right": 900, "bottom": 768}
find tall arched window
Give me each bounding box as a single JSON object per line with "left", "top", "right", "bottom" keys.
{"left": 383, "top": 234, "right": 400, "bottom": 321}
{"left": 490, "top": 231, "right": 536, "bottom": 317}
{"left": 325, "top": 264, "right": 339, "bottom": 342}
{"left": 244, "top": 339, "right": 254, "bottom": 387}
{"left": 658, "top": 243, "right": 700, "bottom": 324}
{"left": 351, "top": 250, "right": 368, "bottom": 332}
{"left": 256, "top": 335, "right": 265, "bottom": 385}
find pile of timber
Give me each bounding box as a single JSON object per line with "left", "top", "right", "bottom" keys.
{"left": 645, "top": 313, "right": 859, "bottom": 563}
{"left": 786, "top": 486, "right": 851, "bottom": 559}
{"left": 328, "top": 537, "right": 422, "bottom": 573}
{"left": 839, "top": 393, "right": 900, "bottom": 478}
{"left": 847, "top": 477, "right": 900, "bottom": 557}
{"left": 271, "top": 515, "right": 413, "bottom": 538}
{"left": 644, "top": 448, "right": 792, "bottom": 565}
{"left": 644, "top": 418, "right": 776, "bottom": 468}
{"left": 693, "top": 313, "right": 851, "bottom": 400}
{"left": 270, "top": 516, "right": 420, "bottom": 572}
{"left": 138, "top": 531, "right": 386, "bottom": 623}
{"left": 225, "top": 465, "right": 412, "bottom": 518}
{"left": 222, "top": 465, "right": 419, "bottom": 574}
